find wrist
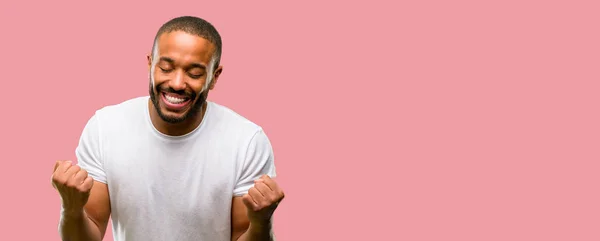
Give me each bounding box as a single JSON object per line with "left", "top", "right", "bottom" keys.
{"left": 61, "top": 206, "right": 85, "bottom": 219}
{"left": 249, "top": 218, "right": 272, "bottom": 232}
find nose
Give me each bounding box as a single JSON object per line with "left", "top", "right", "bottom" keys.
{"left": 168, "top": 70, "right": 186, "bottom": 90}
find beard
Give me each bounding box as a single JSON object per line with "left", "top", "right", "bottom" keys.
{"left": 149, "top": 81, "right": 206, "bottom": 124}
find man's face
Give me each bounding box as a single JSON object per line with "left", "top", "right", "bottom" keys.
{"left": 148, "top": 31, "right": 220, "bottom": 124}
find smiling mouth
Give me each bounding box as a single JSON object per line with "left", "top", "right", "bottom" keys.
{"left": 161, "top": 92, "right": 192, "bottom": 110}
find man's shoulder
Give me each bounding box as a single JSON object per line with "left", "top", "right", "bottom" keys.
{"left": 87, "top": 96, "right": 148, "bottom": 129}
{"left": 207, "top": 101, "right": 264, "bottom": 133}
{"left": 95, "top": 96, "right": 148, "bottom": 117}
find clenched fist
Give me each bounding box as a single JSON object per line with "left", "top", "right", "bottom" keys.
{"left": 51, "top": 160, "right": 94, "bottom": 212}
{"left": 242, "top": 175, "right": 285, "bottom": 225}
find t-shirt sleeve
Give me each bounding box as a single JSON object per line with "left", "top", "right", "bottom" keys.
{"left": 233, "top": 128, "right": 277, "bottom": 196}
{"left": 75, "top": 112, "right": 107, "bottom": 184}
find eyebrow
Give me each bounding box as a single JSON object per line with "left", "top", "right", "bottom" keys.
{"left": 159, "top": 57, "right": 206, "bottom": 70}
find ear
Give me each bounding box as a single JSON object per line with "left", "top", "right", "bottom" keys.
{"left": 147, "top": 53, "right": 152, "bottom": 70}
{"left": 209, "top": 65, "right": 223, "bottom": 90}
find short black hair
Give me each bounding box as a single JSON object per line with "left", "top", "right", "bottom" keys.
{"left": 152, "top": 16, "right": 222, "bottom": 69}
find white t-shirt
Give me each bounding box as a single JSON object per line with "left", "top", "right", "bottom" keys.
{"left": 76, "top": 96, "right": 277, "bottom": 241}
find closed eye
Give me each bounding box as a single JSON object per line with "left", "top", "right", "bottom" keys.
{"left": 159, "top": 67, "right": 173, "bottom": 73}
{"left": 188, "top": 73, "right": 203, "bottom": 79}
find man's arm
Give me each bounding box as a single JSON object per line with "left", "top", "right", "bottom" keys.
{"left": 57, "top": 111, "right": 111, "bottom": 240}
{"left": 58, "top": 180, "right": 111, "bottom": 241}
{"left": 231, "top": 129, "right": 282, "bottom": 241}
{"left": 231, "top": 197, "right": 251, "bottom": 240}
{"left": 231, "top": 197, "right": 274, "bottom": 241}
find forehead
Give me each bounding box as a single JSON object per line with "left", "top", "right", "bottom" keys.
{"left": 155, "top": 31, "right": 215, "bottom": 64}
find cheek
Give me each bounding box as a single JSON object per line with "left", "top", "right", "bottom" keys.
{"left": 151, "top": 69, "right": 165, "bottom": 79}
{"left": 189, "top": 79, "right": 207, "bottom": 92}
{"left": 151, "top": 72, "right": 170, "bottom": 86}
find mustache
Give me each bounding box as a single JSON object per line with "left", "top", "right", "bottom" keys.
{"left": 157, "top": 87, "right": 196, "bottom": 98}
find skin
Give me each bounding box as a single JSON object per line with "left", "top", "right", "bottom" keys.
{"left": 51, "top": 160, "right": 110, "bottom": 241}
{"left": 52, "top": 30, "right": 284, "bottom": 241}
{"left": 147, "top": 30, "right": 221, "bottom": 136}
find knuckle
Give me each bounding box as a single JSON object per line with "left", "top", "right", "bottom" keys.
{"left": 61, "top": 178, "right": 71, "bottom": 186}
{"left": 71, "top": 165, "right": 81, "bottom": 172}
{"left": 76, "top": 185, "right": 89, "bottom": 193}
{"left": 64, "top": 180, "right": 76, "bottom": 187}
{"left": 75, "top": 186, "right": 84, "bottom": 193}
{"left": 65, "top": 176, "right": 79, "bottom": 186}
{"left": 53, "top": 175, "right": 66, "bottom": 184}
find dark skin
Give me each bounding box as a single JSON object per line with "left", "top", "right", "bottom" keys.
{"left": 52, "top": 30, "right": 284, "bottom": 241}
{"left": 147, "top": 30, "right": 222, "bottom": 136}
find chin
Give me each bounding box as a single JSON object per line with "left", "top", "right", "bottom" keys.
{"left": 150, "top": 86, "right": 204, "bottom": 124}
{"left": 158, "top": 100, "right": 193, "bottom": 124}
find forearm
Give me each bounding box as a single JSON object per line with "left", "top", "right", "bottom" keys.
{"left": 58, "top": 209, "right": 102, "bottom": 241}
{"left": 236, "top": 222, "right": 275, "bottom": 241}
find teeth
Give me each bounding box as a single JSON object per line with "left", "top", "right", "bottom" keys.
{"left": 165, "top": 95, "right": 187, "bottom": 104}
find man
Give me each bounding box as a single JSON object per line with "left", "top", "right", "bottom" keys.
{"left": 50, "top": 16, "right": 284, "bottom": 241}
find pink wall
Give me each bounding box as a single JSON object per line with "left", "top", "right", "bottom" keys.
{"left": 1, "top": 0, "right": 599, "bottom": 240}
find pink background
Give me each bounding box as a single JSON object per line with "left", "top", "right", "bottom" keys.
{"left": 1, "top": 0, "right": 599, "bottom": 240}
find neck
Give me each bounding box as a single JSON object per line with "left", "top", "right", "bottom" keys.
{"left": 147, "top": 99, "right": 207, "bottom": 136}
